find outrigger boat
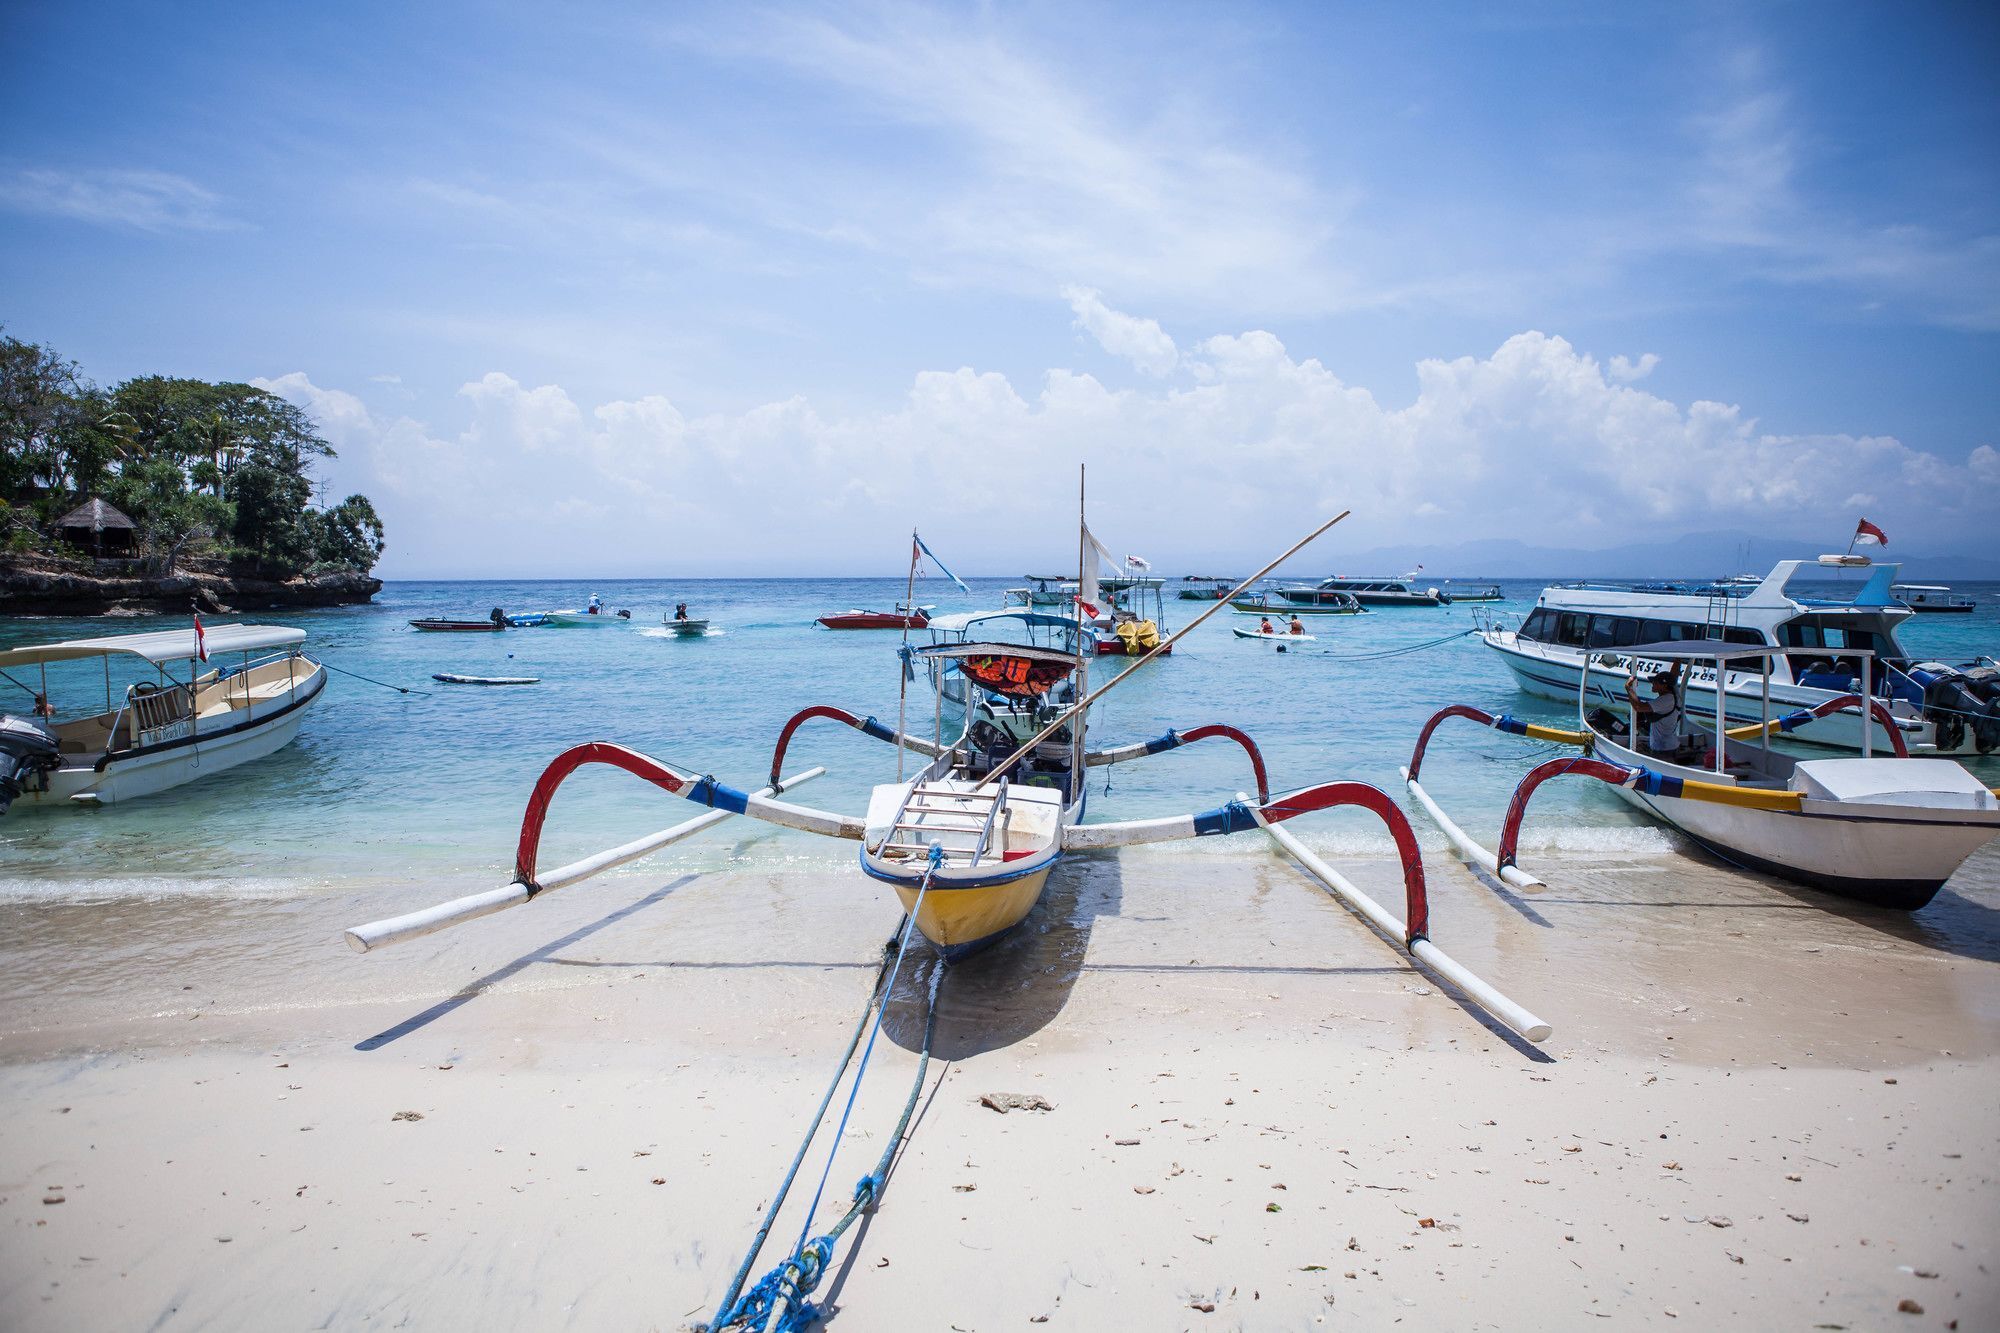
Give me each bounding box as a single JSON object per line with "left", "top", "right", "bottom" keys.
{"left": 1403, "top": 639, "right": 2000, "bottom": 910}
{"left": 0, "top": 623, "right": 326, "bottom": 814}
{"left": 347, "top": 502, "right": 1550, "bottom": 1332}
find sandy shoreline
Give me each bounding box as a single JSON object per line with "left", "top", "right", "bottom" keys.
{"left": 3, "top": 845, "right": 1996, "bottom": 1330}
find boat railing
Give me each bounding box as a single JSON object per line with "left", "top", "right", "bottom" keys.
{"left": 969, "top": 780, "right": 1008, "bottom": 868}
{"left": 128, "top": 683, "right": 193, "bottom": 744}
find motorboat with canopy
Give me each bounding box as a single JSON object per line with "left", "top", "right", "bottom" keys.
{"left": 1482, "top": 556, "right": 2000, "bottom": 754}
{"left": 0, "top": 623, "right": 326, "bottom": 814}
{"left": 1403, "top": 638, "right": 1999, "bottom": 910}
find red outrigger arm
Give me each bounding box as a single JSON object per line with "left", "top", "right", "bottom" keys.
{"left": 768, "top": 706, "right": 948, "bottom": 788}
{"left": 1406, "top": 705, "right": 1591, "bottom": 781}
{"left": 1065, "top": 778, "right": 1427, "bottom": 945}
{"left": 1085, "top": 724, "right": 1271, "bottom": 807}
{"left": 1726, "top": 692, "right": 1909, "bottom": 758}
{"left": 517, "top": 743, "right": 861, "bottom": 890}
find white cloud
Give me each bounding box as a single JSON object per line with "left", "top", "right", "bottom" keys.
{"left": 1607, "top": 353, "right": 1660, "bottom": 383}
{"left": 1062, "top": 286, "right": 1177, "bottom": 376}
{"left": 261, "top": 313, "right": 1999, "bottom": 577}
{"left": 0, "top": 168, "right": 237, "bottom": 232}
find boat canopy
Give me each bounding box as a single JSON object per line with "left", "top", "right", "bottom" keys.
{"left": 910, "top": 641, "right": 1081, "bottom": 698}
{"left": 0, "top": 624, "right": 306, "bottom": 669}
{"left": 928, "top": 609, "right": 1077, "bottom": 633}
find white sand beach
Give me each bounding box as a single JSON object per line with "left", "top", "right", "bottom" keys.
{"left": 3, "top": 842, "right": 1996, "bottom": 1331}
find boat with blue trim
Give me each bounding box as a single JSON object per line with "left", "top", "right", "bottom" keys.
{"left": 1481, "top": 557, "right": 2000, "bottom": 755}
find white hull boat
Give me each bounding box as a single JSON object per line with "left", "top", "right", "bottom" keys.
{"left": 1483, "top": 557, "right": 2000, "bottom": 755}
{"left": 0, "top": 624, "right": 326, "bottom": 814}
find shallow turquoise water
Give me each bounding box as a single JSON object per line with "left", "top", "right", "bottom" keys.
{"left": 3, "top": 577, "right": 1995, "bottom": 899}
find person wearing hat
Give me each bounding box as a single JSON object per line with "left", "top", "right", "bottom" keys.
{"left": 1625, "top": 662, "right": 1690, "bottom": 757}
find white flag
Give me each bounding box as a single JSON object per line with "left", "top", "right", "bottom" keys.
{"left": 1126, "top": 554, "right": 1151, "bottom": 570}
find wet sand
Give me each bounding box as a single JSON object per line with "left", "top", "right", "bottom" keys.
{"left": 2, "top": 841, "right": 1996, "bottom": 1330}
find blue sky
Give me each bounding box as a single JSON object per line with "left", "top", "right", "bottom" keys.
{"left": 3, "top": 2, "right": 1996, "bottom": 576}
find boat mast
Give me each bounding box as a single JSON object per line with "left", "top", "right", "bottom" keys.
{"left": 1072, "top": 465, "right": 1088, "bottom": 784}
{"left": 895, "top": 528, "right": 919, "bottom": 782}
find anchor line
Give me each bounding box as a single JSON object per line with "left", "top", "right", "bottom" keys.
{"left": 1305, "top": 628, "right": 1478, "bottom": 661}
{"left": 321, "top": 660, "right": 432, "bottom": 696}
{"left": 705, "top": 848, "right": 945, "bottom": 1333}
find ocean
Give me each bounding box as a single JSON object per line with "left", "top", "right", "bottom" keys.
{"left": 3, "top": 576, "right": 1997, "bottom": 905}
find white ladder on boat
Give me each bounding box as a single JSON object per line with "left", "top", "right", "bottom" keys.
{"left": 882, "top": 781, "right": 1008, "bottom": 867}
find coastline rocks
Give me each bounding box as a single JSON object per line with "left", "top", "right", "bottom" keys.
{"left": 0, "top": 557, "right": 381, "bottom": 616}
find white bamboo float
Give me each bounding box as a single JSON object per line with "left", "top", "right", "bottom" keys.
{"left": 344, "top": 766, "right": 829, "bottom": 953}
{"left": 1247, "top": 792, "right": 1553, "bottom": 1044}
{"left": 1398, "top": 764, "right": 1546, "bottom": 892}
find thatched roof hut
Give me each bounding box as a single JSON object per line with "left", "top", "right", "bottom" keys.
{"left": 54, "top": 498, "right": 138, "bottom": 556}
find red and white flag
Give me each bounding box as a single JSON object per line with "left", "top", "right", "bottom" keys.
{"left": 1073, "top": 594, "right": 1101, "bottom": 619}
{"left": 1854, "top": 518, "right": 1888, "bottom": 547}
{"left": 1126, "top": 553, "right": 1151, "bottom": 570}
{"left": 194, "top": 611, "right": 209, "bottom": 662}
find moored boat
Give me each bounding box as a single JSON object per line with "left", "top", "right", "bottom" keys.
{"left": 1441, "top": 581, "right": 1504, "bottom": 602}
{"left": 1481, "top": 557, "right": 2000, "bottom": 755}
{"left": 0, "top": 623, "right": 326, "bottom": 814}
{"left": 1178, "top": 575, "right": 1237, "bottom": 601}
{"left": 409, "top": 609, "right": 507, "bottom": 632}
{"left": 1407, "top": 639, "right": 1999, "bottom": 911}
{"left": 1893, "top": 583, "right": 1976, "bottom": 613}
{"left": 816, "top": 605, "right": 932, "bottom": 630}
{"left": 1231, "top": 589, "right": 1362, "bottom": 615}
{"left": 1281, "top": 573, "right": 1446, "bottom": 607}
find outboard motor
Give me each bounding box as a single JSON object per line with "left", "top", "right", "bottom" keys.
{"left": 0, "top": 715, "right": 61, "bottom": 815}
{"left": 490, "top": 606, "right": 508, "bottom": 628}
{"left": 1909, "top": 663, "right": 2000, "bottom": 754}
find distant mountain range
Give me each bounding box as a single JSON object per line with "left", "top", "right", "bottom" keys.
{"left": 1308, "top": 530, "right": 2000, "bottom": 582}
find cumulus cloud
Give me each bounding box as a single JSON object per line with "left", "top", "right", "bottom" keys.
{"left": 261, "top": 315, "right": 1999, "bottom": 576}
{"left": 1607, "top": 353, "right": 1660, "bottom": 383}
{"left": 1062, "top": 286, "right": 1177, "bottom": 376}
{"left": 0, "top": 168, "right": 237, "bottom": 232}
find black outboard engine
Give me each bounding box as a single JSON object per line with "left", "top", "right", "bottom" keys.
{"left": 0, "top": 715, "right": 61, "bottom": 815}
{"left": 1911, "top": 664, "right": 2000, "bottom": 754}
{"left": 490, "top": 606, "right": 508, "bottom": 628}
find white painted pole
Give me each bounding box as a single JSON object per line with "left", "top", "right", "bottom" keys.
{"left": 344, "top": 767, "right": 828, "bottom": 953}
{"left": 1860, "top": 656, "right": 1873, "bottom": 759}
{"left": 1249, "top": 795, "right": 1552, "bottom": 1044}
{"left": 1399, "top": 766, "right": 1545, "bottom": 891}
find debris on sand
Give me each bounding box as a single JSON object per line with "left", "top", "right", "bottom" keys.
{"left": 980, "top": 1092, "right": 1053, "bottom": 1114}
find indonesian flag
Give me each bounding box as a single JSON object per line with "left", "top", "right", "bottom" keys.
{"left": 1073, "top": 593, "right": 1101, "bottom": 619}
{"left": 1126, "top": 553, "right": 1151, "bottom": 570}
{"left": 1854, "top": 518, "right": 1888, "bottom": 547}
{"left": 193, "top": 611, "right": 209, "bottom": 662}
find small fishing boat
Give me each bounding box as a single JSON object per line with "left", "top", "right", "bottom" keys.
{"left": 1231, "top": 590, "right": 1362, "bottom": 615}
{"left": 1893, "top": 583, "right": 1976, "bottom": 613}
{"left": 661, "top": 617, "right": 711, "bottom": 637}
{"left": 543, "top": 607, "right": 632, "bottom": 626}
{"left": 1405, "top": 639, "right": 2000, "bottom": 910}
{"left": 1234, "top": 626, "right": 1316, "bottom": 643}
{"left": 434, "top": 673, "right": 540, "bottom": 686}
{"left": 816, "top": 605, "right": 932, "bottom": 630}
{"left": 0, "top": 623, "right": 326, "bottom": 814}
{"left": 409, "top": 611, "right": 506, "bottom": 632}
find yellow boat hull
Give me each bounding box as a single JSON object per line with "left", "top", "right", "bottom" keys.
{"left": 889, "top": 862, "right": 1054, "bottom": 959}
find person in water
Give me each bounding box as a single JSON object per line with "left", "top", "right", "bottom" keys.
{"left": 1626, "top": 664, "right": 1691, "bottom": 757}
{"left": 33, "top": 693, "right": 55, "bottom": 719}
{"left": 1288, "top": 615, "right": 1305, "bottom": 635}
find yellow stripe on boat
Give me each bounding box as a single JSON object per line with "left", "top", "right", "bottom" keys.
{"left": 1670, "top": 779, "right": 1805, "bottom": 812}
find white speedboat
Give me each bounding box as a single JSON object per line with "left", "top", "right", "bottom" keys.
{"left": 542, "top": 607, "right": 631, "bottom": 626}
{"left": 1482, "top": 557, "right": 2000, "bottom": 755}
{"left": 0, "top": 624, "right": 326, "bottom": 814}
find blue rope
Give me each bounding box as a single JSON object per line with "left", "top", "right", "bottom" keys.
{"left": 706, "top": 844, "right": 944, "bottom": 1331}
